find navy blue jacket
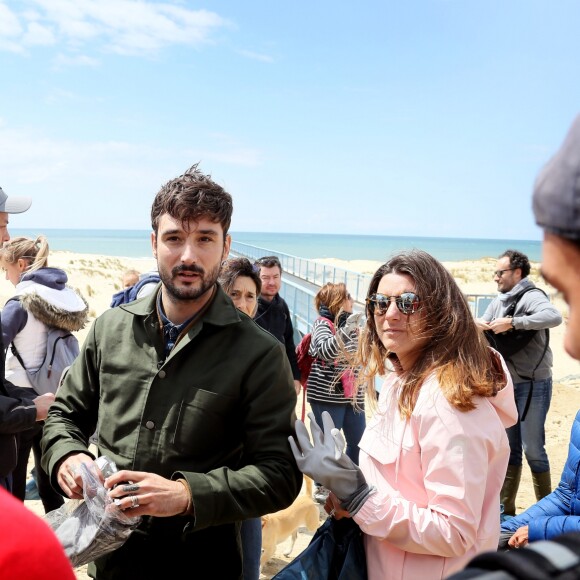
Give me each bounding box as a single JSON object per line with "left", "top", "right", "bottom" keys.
{"left": 501, "top": 410, "right": 580, "bottom": 540}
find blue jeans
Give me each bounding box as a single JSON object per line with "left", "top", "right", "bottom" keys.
{"left": 241, "top": 517, "right": 261, "bottom": 580}
{"left": 506, "top": 377, "right": 552, "bottom": 473}
{"left": 310, "top": 401, "right": 366, "bottom": 465}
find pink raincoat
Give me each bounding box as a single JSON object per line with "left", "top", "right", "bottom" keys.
{"left": 354, "top": 358, "right": 517, "bottom": 580}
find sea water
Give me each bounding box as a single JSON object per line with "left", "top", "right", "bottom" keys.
{"left": 10, "top": 228, "right": 542, "bottom": 262}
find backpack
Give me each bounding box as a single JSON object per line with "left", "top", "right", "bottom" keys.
{"left": 484, "top": 287, "right": 549, "bottom": 360}
{"left": 11, "top": 328, "right": 80, "bottom": 395}
{"left": 296, "top": 317, "right": 335, "bottom": 388}
{"left": 446, "top": 532, "right": 580, "bottom": 579}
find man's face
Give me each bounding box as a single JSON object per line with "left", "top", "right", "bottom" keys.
{"left": 151, "top": 214, "right": 230, "bottom": 303}
{"left": 541, "top": 232, "right": 580, "bottom": 360}
{"left": 0, "top": 212, "right": 10, "bottom": 244}
{"left": 494, "top": 256, "right": 520, "bottom": 293}
{"left": 259, "top": 265, "right": 282, "bottom": 300}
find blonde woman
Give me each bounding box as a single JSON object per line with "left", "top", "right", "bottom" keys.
{"left": 0, "top": 236, "right": 88, "bottom": 512}
{"left": 291, "top": 250, "right": 518, "bottom": 579}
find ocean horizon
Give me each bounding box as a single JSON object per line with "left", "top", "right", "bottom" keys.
{"left": 10, "top": 228, "right": 543, "bottom": 263}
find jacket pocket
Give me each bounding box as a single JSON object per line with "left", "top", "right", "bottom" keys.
{"left": 171, "top": 389, "right": 236, "bottom": 456}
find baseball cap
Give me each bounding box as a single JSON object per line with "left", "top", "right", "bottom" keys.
{"left": 0, "top": 186, "right": 32, "bottom": 214}
{"left": 533, "top": 115, "right": 580, "bottom": 241}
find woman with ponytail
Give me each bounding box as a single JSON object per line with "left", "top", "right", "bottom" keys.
{"left": 0, "top": 235, "right": 88, "bottom": 512}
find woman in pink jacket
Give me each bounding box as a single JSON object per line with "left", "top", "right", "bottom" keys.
{"left": 291, "top": 250, "right": 517, "bottom": 580}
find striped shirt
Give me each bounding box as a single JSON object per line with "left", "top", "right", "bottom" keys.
{"left": 306, "top": 317, "right": 364, "bottom": 406}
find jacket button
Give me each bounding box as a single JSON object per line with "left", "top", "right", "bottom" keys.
{"left": 145, "top": 420, "right": 155, "bottom": 430}
{"left": 158, "top": 370, "right": 166, "bottom": 379}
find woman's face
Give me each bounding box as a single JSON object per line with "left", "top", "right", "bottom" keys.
{"left": 373, "top": 272, "right": 426, "bottom": 370}
{"left": 228, "top": 275, "right": 259, "bottom": 317}
{"left": 2, "top": 259, "right": 25, "bottom": 287}
{"left": 342, "top": 291, "right": 354, "bottom": 314}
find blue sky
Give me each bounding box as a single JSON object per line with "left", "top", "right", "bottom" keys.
{"left": 0, "top": 0, "right": 579, "bottom": 239}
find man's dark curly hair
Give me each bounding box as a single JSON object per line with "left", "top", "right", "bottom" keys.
{"left": 500, "top": 249, "right": 531, "bottom": 278}
{"left": 151, "top": 163, "right": 233, "bottom": 235}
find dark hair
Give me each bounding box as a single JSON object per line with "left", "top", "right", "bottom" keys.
{"left": 357, "top": 249, "right": 503, "bottom": 417}
{"left": 151, "top": 163, "right": 233, "bottom": 235}
{"left": 218, "top": 257, "right": 262, "bottom": 296}
{"left": 255, "top": 255, "right": 282, "bottom": 273}
{"left": 500, "top": 249, "right": 531, "bottom": 278}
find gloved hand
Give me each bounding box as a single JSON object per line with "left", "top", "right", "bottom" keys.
{"left": 289, "top": 411, "right": 375, "bottom": 514}
{"left": 342, "top": 312, "right": 366, "bottom": 337}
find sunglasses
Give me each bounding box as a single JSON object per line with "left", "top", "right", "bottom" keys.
{"left": 366, "top": 292, "right": 421, "bottom": 316}
{"left": 493, "top": 268, "right": 515, "bottom": 278}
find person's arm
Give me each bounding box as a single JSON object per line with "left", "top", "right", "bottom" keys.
{"left": 353, "top": 390, "right": 502, "bottom": 557}
{"left": 512, "top": 292, "right": 563, "bottom": 331}
{"left": 1, "top": 299, "right": 28, "bottom": 348}
{"left": 310, "top": 319, "right": 342, "bottom": 361}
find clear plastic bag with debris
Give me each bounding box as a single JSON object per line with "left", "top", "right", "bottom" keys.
{"left": 44, "top": 456, "right": 141, "bottom": 568}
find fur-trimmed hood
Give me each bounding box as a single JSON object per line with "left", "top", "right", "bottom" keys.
{"left": 16, "top": 267, "right": 89, "bottom": 332}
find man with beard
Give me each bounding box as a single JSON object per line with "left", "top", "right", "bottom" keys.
{"left": 476, "top": 249, "right": 561, "bottom": 517}
{"left": 41, "top": 164, "right": 301, "bottom": 579}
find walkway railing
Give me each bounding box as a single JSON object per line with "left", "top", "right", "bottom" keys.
{"left": 231, "top": 240, "right": 496, "bottom": 330}
{"left": 231, "top": 241, "right": 371, "bottom": 303}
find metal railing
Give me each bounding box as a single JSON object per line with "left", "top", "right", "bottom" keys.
{"left": 230, "top": 241, "right": 372, "bottom": 303}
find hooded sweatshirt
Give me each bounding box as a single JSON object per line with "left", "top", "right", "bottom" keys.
{"left": 2, "top": 267, "right": 88, "bottom": 390}
{"left": 353, "top": 352, "right": 517, "bottom": 580}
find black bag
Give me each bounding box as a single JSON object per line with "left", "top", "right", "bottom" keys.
{"left": 273, "top": 517, "right": 367, "bottom": 580}
{"left": 483, "top": 287, "right": 548, "bottom": 360}
{"left": 446, "top": 532, "right": 580, "bottom": 579}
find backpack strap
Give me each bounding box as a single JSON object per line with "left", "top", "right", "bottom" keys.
{"left": 508, "top": 286, "right": 551, "bottom": 421}
{"left": 9, "top": 342, "right": 27, "bottom": 372}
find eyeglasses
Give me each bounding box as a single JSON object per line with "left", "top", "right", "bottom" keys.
{"left": 366, "top": 292, "right": 420, "bottom": 316}
{"left": 493, "top": 268, "right": 515, "bottom": 278}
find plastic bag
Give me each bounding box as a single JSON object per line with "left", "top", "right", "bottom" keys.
{"left": 44, "top": 456, "right": 141, "bottom": 568}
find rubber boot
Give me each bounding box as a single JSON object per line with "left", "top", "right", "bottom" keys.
{"left": 532, "top": 470, "right": 551, "bottom": 501}
{"left": 500, "top": 465, "right": 522, "bottom": 517}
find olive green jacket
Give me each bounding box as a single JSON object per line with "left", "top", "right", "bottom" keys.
{"left": 41, "top": 285, "right": 301, "bottom": 577}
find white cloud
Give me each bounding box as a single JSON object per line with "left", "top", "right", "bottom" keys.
{"left": 23, "top": 21, "right": 55, "bottom": 45}
{"left": 0, "top": 0, "right": 229, "bottom": 56}
{"left": 52, "top": 53, "right": 100, "bottom": 68}
{"left": 237, "top": 49, "right": 274, "bottom": 63}
{"left": 0, "top": 123, "right": 263, "bottom": 228}
{"left": 0, "top": 3, "right": 22, "bottom": 36}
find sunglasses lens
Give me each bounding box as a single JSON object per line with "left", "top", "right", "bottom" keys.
{"left": 397, "top": 293, "right": 419, "bottom": 314}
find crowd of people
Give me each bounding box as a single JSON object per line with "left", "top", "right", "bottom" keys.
{"left": 0, "top": 114, "right": 580, "bottom": 579}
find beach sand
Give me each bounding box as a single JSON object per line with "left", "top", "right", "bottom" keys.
{"left": 15, "top": 252, "right": 579, "bottom": 579}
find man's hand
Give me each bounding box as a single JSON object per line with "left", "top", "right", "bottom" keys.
{"left": 56, "top": 452, "right": 96, "bottom": 499}
{"left": 508, "top": 525, "right": 529, "bottom": 548}
{"left": 294, "top": 380, "right": 301, "bottom": 396}
{"left": 106, "top": 470, "right": 190, "bottom": 517}
{"left": 475, "top": 318, "right": 491, "bottom": 331}
{"left": 488, "top": 317, "right": 514, "bottom": 334}
{"left": 33, "top": 392, "right": 56, "bottom": 421}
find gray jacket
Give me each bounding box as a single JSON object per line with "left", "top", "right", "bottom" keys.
{"left": 482, "top": 278, "right": 562, "bottom": 382}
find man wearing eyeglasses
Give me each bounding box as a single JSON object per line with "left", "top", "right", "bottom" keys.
{"left": 254, "top": 256, "right": 302, "bottom": 395}
{"left": 475, "top": 249, "right": 562, "bottom": 518}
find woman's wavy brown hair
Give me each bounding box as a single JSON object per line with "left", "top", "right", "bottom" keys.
{"left": 315, "top": 282, "right": 348, "bottom": 319}
{"left": 357, "top": 249, "right": 503, "bottom": 417}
